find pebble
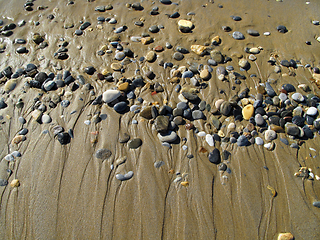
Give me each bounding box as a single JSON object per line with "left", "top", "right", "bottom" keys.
{"left": 95, "top": 148, "right": 112, "bottom": 160}
{"left": 42, "top": 114, "right": 52, "bottom": 124}
{"left": 84, "top": 120, "right": 91, "bottom": 125}
{"left": 277, "top": 25, "right": 287, "bottom": 33}
{"left": 265, "top": 130, "right": 277, "bottom": 141}
{"left": 206, "top": 134, "right": 215, "bottom": 146}
{"left": 242, "top": 104, "right": 254, "bottom": 120}
{"left": 173, "top": 52, "right": 184, "bottom": 61}
{"left": 220, "top": 101, "right": 232, "bottom": 116}
{"left": 312, "top": 201, "right": 320, "bottom": 208}
{"left": 0, "top": 179, "right": 8, "bottom": 186}
{"left": 232, "top": 31, "right": 245, "bottom": 40}
{"left": 157, "top": 131, "right": 177, "bottom": 142}
{"left": 237, "top": 135, "right": 249, "bottom": 146}
{"left": 4, "top": 80, "right": 17, "bottom": 93}
{"left": 155, "top": 116, "right": 170, "bottom": 132}
{"left": 128, "top": 138, "right": 142, "bottom": 149}
{"left": 154, "top": 161, "right": 165, "bottom": 168}
{"left": 277, "top": 233, "right": 294, "bottom": 240}
{"left": 255, "top": 137, "right": 264, "bottom": 145}
{"left": 116, "top": 171, "right": 134, "bottom": 181}
{"left": 208, "top": 148, "right": 221, "bottom": 164}
{"left": 192, "top": 110, "right": 204, "bottom": 120}
{"left": 57, "top": 132, "right": 70, "bottom": 145}
{"left": 18, "top": 128, "right": 28, "bottom": 135}
{"left": 264, "top": 142, "right": 274, "bottom": 151}
{"left": 178, "top": 19, "right": 193, "bottom": 33}
{"left": 146, "top": 51, "right": 156, "bottom": 62}
{"left": 247, "top": 29, "right": 260, "bottom": 36}
{"left": 280, "top": 138, "right": 289, "bottom": 145}
{"left": 5, "top": 154, "right": 14, "bottom": 161}
{"left": 10, "top": 179, "right": 20, "bottom": 188}
{"left": 102, "top": 89, "right": 121, "bottom": 103}
{"left": 291, "top": 93, "right": 304, "bottom": 102}
{"left": 306, "top": 107, "right": 318, "bottom": 116}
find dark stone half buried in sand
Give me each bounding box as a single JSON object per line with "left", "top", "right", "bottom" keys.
{"left": 57, "top": 132, "right": 71, "bottom": 145}
{"left": 128, "top": 138, "right": 142, "bottom": 149}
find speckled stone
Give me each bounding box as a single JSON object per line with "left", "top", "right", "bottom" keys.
{"left": 128, "top": 138, "right": 142, "bottom": 149}
{"left": 95, "top": 148, "right": 112, "bottom": 159}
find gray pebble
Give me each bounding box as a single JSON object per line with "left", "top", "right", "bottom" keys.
{"left": 232, "top": 31, "right": 245, "bottom": 40}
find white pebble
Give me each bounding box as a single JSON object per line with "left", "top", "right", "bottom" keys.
{"left": 84, "top": 120, "right": 91, "bottom": 125}
{"left": 205, "top": 134, "right": 215, "bottom": 147}
{"left": 182, "top": 145, "right": 188, "bottom": 150}
{"left": 197, "top": 131, "right": 206, "bottom": 137}
{"left": 264, "top": 32, "right": 271, "bottom": 36}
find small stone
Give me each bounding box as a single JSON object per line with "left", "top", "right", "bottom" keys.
{"left": 154, "top": 161, "right": 165, "bottom": 168}
{"left": 200, "top": 69, "right": 210, "bottom": 80}
{"left": 140, "top": 106, "right": 153, "bottom": 119}
{"left": 114, "top": 102, "right": 127, "bottom": 113}
{"left": 57, "top": 132, "right": 70, "bottom": 145}
{"left": 291, "top": 92, "right": 304, "bottom": 102}
{"left": 4, "top": 79, "right": 17, "bottom": 93}
{"left": 128, "top": 138, "right": 142, "bottom": 149}
{"left": 102, "top": 89, "right": 121, "bottom": 103}
{"left": 239, "top": 59, "right": 249, "bottom": 69}
{"left": 249, "top": 47, "right": 260, "bottom": 54}
{"left": 277, "top": 25, "right": 287, "bottom": 33}
{"left": 178, "top": 19, "right": 193, "bottom": 33}
{"left": 111, "top": 63, "right": 122, "bottom": 71}
{"left": 146, "top": 51, "right": 156, "bottom": 62}
{"left": 264, "top": 142, "right": 275, "bottom": 151}
{"left": 32, "top": 109, "right": 43, "bottom": 121}
{"left": 208, "top": 148, "right": 221, "bottom": 164}
{"left": 206, "top": 134, "right": 214, "bottom": 147}
{"left": 265, "top": 130, "right": 277, "bottom": 141}
{"left": 173, "top": 52, "right": 184, "bottom": 61}
{"left": 277, "top": 233, "right": 294, "bottom": 240}
{"left": 10, "top": 179, "right": 20, "bottom": 187}
{"left": 61, "top": 100, "right": 70, "bottom": 108}
{"left": 157, "top": 131, "right": 178, "bottom": 142}
{"left": 307, "top": 107, "right": 318, "bottom": 116}
{"left": 210, "top": 50, "right": 224, "bottom": 64}
{"left": 242, "top": 104, "right": 254, "bottom": 120}
{"left": 211, "top": 36, "right": 221, "bottom": 45}
{"left": 220, "top": 101, "right": 232, "bottom": 116}
{"left": 16, "top": 46, "right": 27, "bottom": 54}
{"left": 0, "top": 179, "right": 8, "bottom": 186}
{"left": 42, "top": 114, "right": 52, "bottom": 124}
{"left": 285, "top": 123, "right": 300, "bottom": 136}
{"left": 255, "top": 137, "right": 264, "bottom": 145}
{"left": 247, "top": 29, "right": 260, "bottom": 36}
{"left": 190, "top": 45, "right": 207, "bottom": 55}
{"left": 192, "top": 110, "right": 204, "bottom": 120}
{"left": 116, "top": 171, "right": 134, "bottom": 181}
{"left": 237, "top": 135, "right": 249, "bottom": 146}
{"left": 313, "top": 201, "right": 320, "bottom": 208}
{"left": 232, "top": 31, "right": 245, "bottom": 40}
{"left": 95, "top": 148, "right": 112, "bottom": 160}
{"left": 154, "top": 116, "right": 170, "bottom": 132}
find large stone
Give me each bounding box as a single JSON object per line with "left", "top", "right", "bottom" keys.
{"left": 190, "top": 45, "right": 207, "bottom": 56}
{"left": 140, "top": 106, "right": 153, "bottom": 119}
{"left": 208, "top": 148, "right": 221, "bottom": 164}
{"left": 178, "top": 20, "right": 193, "bottom": 33}
{"left": 220, "top": 101, "right": 232, "bottom": 116}
{"left": 265, "top": 130, "right": 277, "bottom": 141}
{"left": 128, "top": 138, "right": 142, "bottom": 149}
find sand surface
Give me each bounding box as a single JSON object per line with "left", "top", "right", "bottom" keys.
{"left": 0, "top": 0, "right": 320, "bottom": 239}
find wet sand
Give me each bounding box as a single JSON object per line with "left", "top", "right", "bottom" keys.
{"left": 0, "top": 0, "right": 320, "bottom": 239}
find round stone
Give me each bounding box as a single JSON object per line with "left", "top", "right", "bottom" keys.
{"left": 247, "top": 29, "right": 260, "bottom": 36}
{"left": 42, "top": 114, "right": 52, "bottom": 124}
{"left": 115, "top": 52, "right": 125, "bottom": 61}
{"left": 255, "top": 114, "right": 265, "bottom": 126}
{"left": 307, "top": 107, "right": 318, "bottom": 116}
{"left": 239, "top": 59, "right": 249, "bottom": 68}
{"left": 292, "top": 92, "right": 304, "bottom": 102}
{"left": 255, "top": 137, "right": 264, "bottom": 145}
{"left": 145, "top": 51, "right": 156, "bottom": 62}
{"left": 200, "top": 69, "right": 210, "bottom": 80}
{"left": 113, "top": 102, "right": 127, "bottom": 113}
{"left": 277, "top": 25, "right": 287, "bottom": 33}
{"left": 95, "top": 148, "right": 112, "bottom": 159}
{"left": 61, "top": 100, "right": 70, "bottom": 108}
{"left": 242, "top": 104, "right": 254, "bottom": 120}
{"left": 220, "top": 101, "right": 232, "bottom": 116}
{"left": 192, "top": 110, "right": 204, "bottom": 120}
{"left": 232, "top": 31, "right": 245, "bottom": 40}
{"left": 128, "top": 138, "right": 142, "bottom": 149}
{"left": 208, "top": 148, "right": 221, "bottom": 164}
{"left": 173, "top": 52, "right": 184, "bottom": 61}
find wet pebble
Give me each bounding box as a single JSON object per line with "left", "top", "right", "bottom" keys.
{"left": 113, "top": 102, "right": 127, "bottom": 113}
{"left": 232, "top": 31, "right": 245, "bottom": 40}
{"left": 157, "top": 130, "right": 177, "bottom": 142}
{"left": 208, "top": 148, "right": 221, "bottom": 164}
{"left": 116, "top": 171, "right": 134, "bottom": 181}
{"left": 128, "top": 138, "right": 142, "bottom": 149}
{"left": 95, "top": 148, "right": 112, "bottom": 159}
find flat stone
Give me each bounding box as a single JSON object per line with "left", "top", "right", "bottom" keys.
{"left": 247, "top": 29, "right": 260, "bottom": 36}
{"left": 154, "top": 161, "right": 165, "bottom": 168}
{"left": 157, "top": 130, "right": 177, "bottom": 142}
{"left": 285, "top": 123, "right": 300, "bottom": 136}
{"left": 313, "top": 201, "right": 320, "bottom": 208}
{"left": 206, "top": 134, "right": 214, "bottom": 146}
{"left": 128, "top": 138, "right": 142, "bottom": 149}
{"left": 154, "top": 115, "right": 170, "bottom": 132}
{"left": 95, "top": 148, "right": 112, "bottom": 159}
{"left": 255, "top": 114, "right": 265, "bottom": 126}
{"left": 173, "top": 52, "right": 184, "bottom": 61}
{"left": 265, "top": 82, "right": 276, "bottom": 97}
{"left": 140, "top": 106, "right": 153, "bottom": 119}
{"left": 181, "top": 91, "right": 198, "bottom": 101}
{"left": 102, "top": 89, "right": 121, "bottom": 103}
{"left": 115, "top": 52, "right": 125, "bottom": 61}
{"left": 232, "top": 31, "right": 245, "bottom": 40}
{"left": 239, "top": 59, "right": 249, "bottom": 68}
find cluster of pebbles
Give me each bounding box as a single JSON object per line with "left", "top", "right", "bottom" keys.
{"left": 0, "top": 1, "right": 320, "bottom": 233}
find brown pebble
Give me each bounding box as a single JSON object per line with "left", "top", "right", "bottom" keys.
{"left": 118, "top": 82, "right": 129, "bottom": 92}
{"left": 277, "top": 233, "right": 294, "bottom": 240}
{"left": 181, "top": 181, "right": 189, "bottom": 187}
{"left": 246, "top": 123, "right": 255, "bottom": 132}
{"left": 10, "top": 179, "right": 20, "bottom": 187}
{"left": 185, "top": 123, "right": 194, "bottom": 130}
{"left": 11, "top": 135, "right": 26, "bottom": 145}
{"left": 141, "top": 37, "right": 153, "bottom": 45}
{"left": 199, "top": 147, "right": 208, "bottom": 153}
{"left": 168, "top": 169, "right": 175, "bottom": 174}
{"left": 154, "top": 46, "right": 163, "bottom": 52}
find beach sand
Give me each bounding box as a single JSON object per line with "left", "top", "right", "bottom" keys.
{"left": 0, "top": 0, "right": 320, "bottom": 239}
